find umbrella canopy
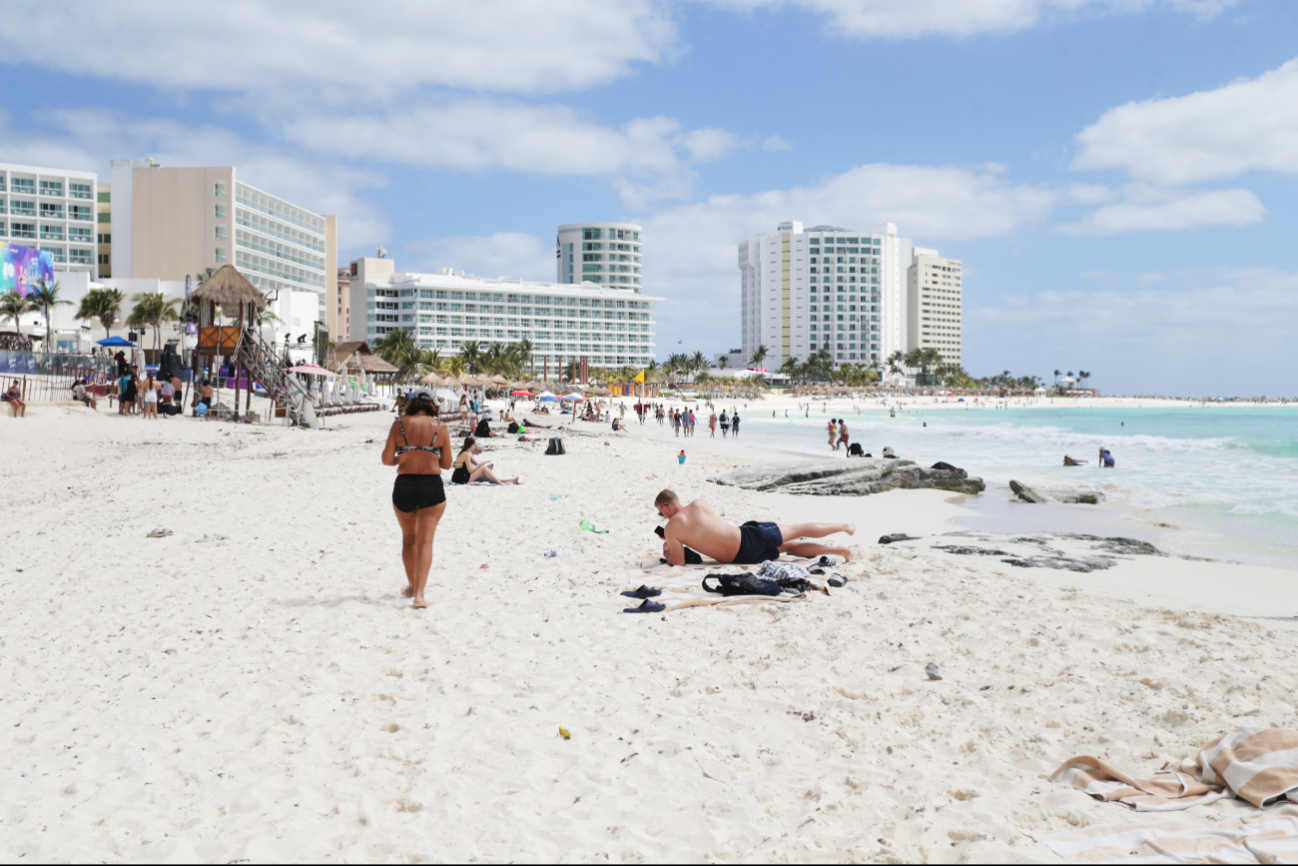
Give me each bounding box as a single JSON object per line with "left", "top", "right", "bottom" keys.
{"left": 419, "top": 372, "right": 448, "bottom": 385}
{"left": 435, "top": 388, "right": 458, "bottom": 403}
{"left": 288, "top": 364, "right": 338, "bottom": 377}
{"left": 190, "top": 264, "right": 266, "bottom": 310}
{"left": 511, "top": 390, "right": 535, "bottom": 397}
{"left": 561, "top": 392, "right": 584, "bottom": 401}
{"left": 538, "top": 394, "right": 559, "bottom": 402}
{"left": 488, "top": 374, "right": 510, "bottom": 386}
{"left": 96, "top": 336, "right": 135, "bottom": 347}
{"left": 537, "top": 390, "right": 556, "bottom": 398}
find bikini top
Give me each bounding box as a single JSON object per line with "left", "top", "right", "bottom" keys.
{"left": 395, "top": 418, "right": 442, "bottom": 457}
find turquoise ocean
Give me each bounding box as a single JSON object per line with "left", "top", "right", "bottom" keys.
{"left": 724, "top": 404, "right": 1298, "bottom": 570}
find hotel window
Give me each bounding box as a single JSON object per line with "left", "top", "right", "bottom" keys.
{"left": 214, "top": 181, "right": 227, "bottom": 197}
{"left": 215, "top": 225, "right": 228, "bottom": 241}
{"left": 69, "top": 183, "right": 92, "bottom": 200}
{"left": 215, "top": 204, "right": 227, "bottom": 219}
{"left": 215, "top": 246, "right": 228, "bottom": 263}
{"left": 40, "top": 180, "right": 64, "bottom": 196}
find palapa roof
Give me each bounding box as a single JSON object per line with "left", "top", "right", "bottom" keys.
{"left": 190, "top": 265, "right": 266, "bottom": 309}
{"left": 328, "top": 341, "right": 399, "bottom": 374}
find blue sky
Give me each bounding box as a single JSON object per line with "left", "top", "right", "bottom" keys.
{"left": 5, "top": 0, "right": 1297, "bottom": 395}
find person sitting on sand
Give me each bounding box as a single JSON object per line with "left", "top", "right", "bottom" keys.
{"left": 473, "top": 417, "right": 503, "bottom": 438}
{"left": 71, "top": 378, "right": 97, "bottom": 411}
{"left": 451, "top": 437, "right": 519, "bottom": 485}
{"left": 6, "top": 379, "right": 27, "bottom": 417}
{"left": 381, "top": 388, "right": 453, "bottom": 609}
{"left": 652, "top": 489, "right": 854, "bottom": 565}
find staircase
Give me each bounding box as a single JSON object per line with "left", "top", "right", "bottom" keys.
{"left": 236, "top": 326, "right": 313, "bottom": 426}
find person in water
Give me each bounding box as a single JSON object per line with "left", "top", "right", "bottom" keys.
{"left": 1063, "top": 455, "right": 1084, "bottom": 466}
{"left": 381, "top": 389, "right": 453, "bottom": 609}
{"left": 653, "top": 489, "right": 855, "bottom": 565}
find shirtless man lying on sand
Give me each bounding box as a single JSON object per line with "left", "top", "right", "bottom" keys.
{"left": 654, "top": 489, "right": 854, "bottom": 566}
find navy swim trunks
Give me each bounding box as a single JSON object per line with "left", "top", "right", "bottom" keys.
{"left": 734, "top": 521, "right": 783, "bottom": 564}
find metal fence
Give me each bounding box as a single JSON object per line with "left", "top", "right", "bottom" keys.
{"left": 0, "top": 352, "right": 116, "bottom": 403}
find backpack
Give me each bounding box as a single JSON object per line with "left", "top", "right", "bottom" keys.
{"left": 544, "top": 437, "right": 566, "bottom": 455}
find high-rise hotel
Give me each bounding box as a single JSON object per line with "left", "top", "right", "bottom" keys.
{"left": 738, "top": 221, "right": 911, "bottom": 368}
{"left": 0, "top": 162, "right": 99, "bottom": 274}
{"left": 906, "top": 248, "right": 963, "bottom": 365}
{"left": 556, "top": 222, "right": 641, "bottom": 290}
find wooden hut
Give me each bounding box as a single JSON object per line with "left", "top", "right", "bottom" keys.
{"left": 191, "top": 265, "right": 267, "bottom": 419}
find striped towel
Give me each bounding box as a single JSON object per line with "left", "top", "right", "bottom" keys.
{"left": 1051, "top": 727, "right": 1298, "bottom": 811}
{"left": 1036, "top": 805, "right": 1298, "bottom": 863}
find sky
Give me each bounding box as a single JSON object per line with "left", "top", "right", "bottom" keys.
{"left": 4, "top": 0, "right": 1297, "bottom": 395}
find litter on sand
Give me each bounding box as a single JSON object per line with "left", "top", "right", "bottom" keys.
{"left": 579, "top": 520, "right": 609, "bottom": 534}
{"left": 559, "top": 727, "right": 572, "bottom": 740}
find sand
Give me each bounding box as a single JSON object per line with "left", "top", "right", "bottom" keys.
{"left": 3, "top": 400, "right": 1296, "bottom": 863}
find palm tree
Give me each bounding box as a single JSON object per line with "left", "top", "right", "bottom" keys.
{"left": 886, "top": 350, "right": 905, "bottom": 377}
{"left": 717, "top": 356, "right": 728, "bottom": 371}
{"left": 374, "top": 328, "right": 418, "bottom": 379}
{"left": 1, "top": 292, "right": 38, "bottom": 333}
{"left": 1053, "top": 368, "right": 1061, "bottom": 385}
{"left": 690, "top": 350, "right": 707, "bottom": 378}
{"left": 126, "top": 292, "right": 182, "bottom": 350}
{"left": 446, "top": 355, "right": 465, "bottom": 379}
{"left": 76, "top": 288, "right": 125, "bottom": 340}
{"left": 1078, "top": 370, "right": 1091, "bottom": 390}
{"left": 515, "top": 338, "right": 535, "bottom": 378}
{"left": 459, "top": 340, "right": 483, "bottom": 374}
{"left": 750, "top": 344, "right": 769, "bottom": 369}
{"left": 29, "top": 279, "right": 71, "bottom": 349}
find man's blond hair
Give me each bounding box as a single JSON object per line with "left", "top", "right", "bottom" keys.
{"left": 654, "top": 489, "right": 679, "bottom": 508}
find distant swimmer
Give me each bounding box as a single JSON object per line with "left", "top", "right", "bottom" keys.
{"left": 1063, "top": 455, "right": 1085, "bottom": 466}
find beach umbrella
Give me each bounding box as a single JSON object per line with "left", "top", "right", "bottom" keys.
{"left": 511, "top": 389, "right": 535, "bottom": 397}
{"left": 538, "top": 394, "right": 559, "bottom": 403}
{"left": 96, "top": 336, "right": 135, "bottom": 347}
{"left": 561, "top": 392, "right": 584, "bottom": 401}
{"left": 288, "top": 364, "right": 338, "bottom": 377}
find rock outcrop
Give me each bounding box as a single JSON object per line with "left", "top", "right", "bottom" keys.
{"left": 1010, "top": 480, "right": 1105, "bottom": 505}
{"left": 876, "top": 530, "right": 1170, "bottom": 572}
{"left": 710, "top": 459, "right": 985, "bottom": 497}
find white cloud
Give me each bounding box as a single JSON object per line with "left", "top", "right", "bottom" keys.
{"left": 1073, "top": 58, "right": 1298, "bottom": 184}
{"left": 1, "top": 0, "right": 675, "bottom": 97}
{"left": 403, "top": 233, "right": 553, "bottom": 282}
{"left": 762, "top": 134, "right": 794, "bottom": 152}
{"left": 0, "top": 108, "right": 391, "bottom": 252}
{"left": 277, "top": 100, "right": 738, "bottom": 208}
{"left": 968, "top": 267, "right": 1298, "bottom": 395}
{"left": 1057, "top": 186, "right": 1266, "bottom": 234}
{"left": 703, "top": 0, "right": 1238, "bottom": 40}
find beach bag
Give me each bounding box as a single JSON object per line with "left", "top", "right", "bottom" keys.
{"left": 702, "top": 573, "right": 782, "bottom": 597}
{"left": 545, "top": 437, "right": 566, "bottom": 456}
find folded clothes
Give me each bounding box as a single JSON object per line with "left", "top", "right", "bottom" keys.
{"left": 757, "top": 561, "right": 810, "bottom": 582}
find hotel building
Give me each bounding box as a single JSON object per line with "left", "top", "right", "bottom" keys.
{"left": 107, "top": 159, "right": 337, "bottom": 342}
{"left": 906, "top": 248, "right": 963, "bottom": 365}
{"left": 349, "top": 256, "right": 659, "bottom": 370}
{"left": 556, "top": 222, "right": 642, "bottom": 290}
{"left": 738, "top": 221, "right": 911, "bottom": 368}
{"left": 0, "top": 162, "right": 98, "bottom": 275}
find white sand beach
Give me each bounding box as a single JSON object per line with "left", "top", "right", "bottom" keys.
{"left": 3, "top": 402, "right": 1297, "bottom": 862}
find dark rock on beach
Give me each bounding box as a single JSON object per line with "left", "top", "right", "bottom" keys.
{"left": 878, "top": 533, "right": 921, "bottom": 545}
{"left": 710, "top": 459, "right": 986, "bottom": 497}
{"left": 878, "top": 529, "right": 1174, "bottom": 572}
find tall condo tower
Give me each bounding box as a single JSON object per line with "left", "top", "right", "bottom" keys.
{"left": 738, "top": 221, "right": 908, "bottom": 369}
{"left": 556, "top": 222, "right": 642, "bottom": 291}
{"left": 906, "top": 248, "right": 963, "bottom": 365}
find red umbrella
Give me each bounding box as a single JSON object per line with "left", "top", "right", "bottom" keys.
{"left": 510, "top": 389, "right": 535, "bottom": 397}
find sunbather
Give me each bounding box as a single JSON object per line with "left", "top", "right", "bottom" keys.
{"left": 652, "top": 489, "right": 854, "bottom": 565}
{"left": 451, "top": 437, "right": 518, "bottom": 485}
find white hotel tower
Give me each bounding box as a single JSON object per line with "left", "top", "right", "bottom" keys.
{"left": 556, "top": 222, "right": 642, "bottom": 290}
{"left": 738, "top": 221, "right": 910, "bottom": 368}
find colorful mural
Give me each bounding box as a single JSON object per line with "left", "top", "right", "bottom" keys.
{"left": 1, "top": 243, "right": 55, "bottom": 298}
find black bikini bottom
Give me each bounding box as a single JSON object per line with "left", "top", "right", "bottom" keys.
{"left": 392, "top": 474, "right": 446, "bottom": 512}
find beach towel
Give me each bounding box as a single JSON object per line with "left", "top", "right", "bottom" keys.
{"left": 1033, "top": 805, "right": 1298, "bottom": 864}
{"left": 624, "top": 569, "right": 830, "bottom": 612}
{"left": 1051, "top": 727, "right": 1298, "bottom": 812}
{"left": 638, "top": 552, "right": 823, "bottom": 575}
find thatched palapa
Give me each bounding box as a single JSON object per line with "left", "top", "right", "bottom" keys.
{"left": 190, "top": 264, "right": 266, "bottom": 310}
{"left": 328, "top": 341, "right": 399, "bottom": 376}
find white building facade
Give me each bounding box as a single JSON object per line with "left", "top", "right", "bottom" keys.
{"left": 906, "top": 248, "right": 963, "bottom": 365}
{"left": 350, "top": 257, "right": 659, "bottom": 370}
{"left": 0, "top": 162, "right": 98, "bottom": 275}
{"left": 738, "top": 221, "right": 910, "bottom": 369}
{"left": 556, "top": 222, "right": 642, "bottom": 290}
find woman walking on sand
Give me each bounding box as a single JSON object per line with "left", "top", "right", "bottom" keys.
{"left": 381, "top": 389, "right": 452, "bottom": 609}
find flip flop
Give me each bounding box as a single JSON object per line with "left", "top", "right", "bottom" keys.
{"left": 827, "top": 574, "right": 848, "bottom": 588}
{"left": 621, "top": 585, "right": 662, "bottom": 599}
{"left": 623, "top": 599, "right": 666, "bottom": 614}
